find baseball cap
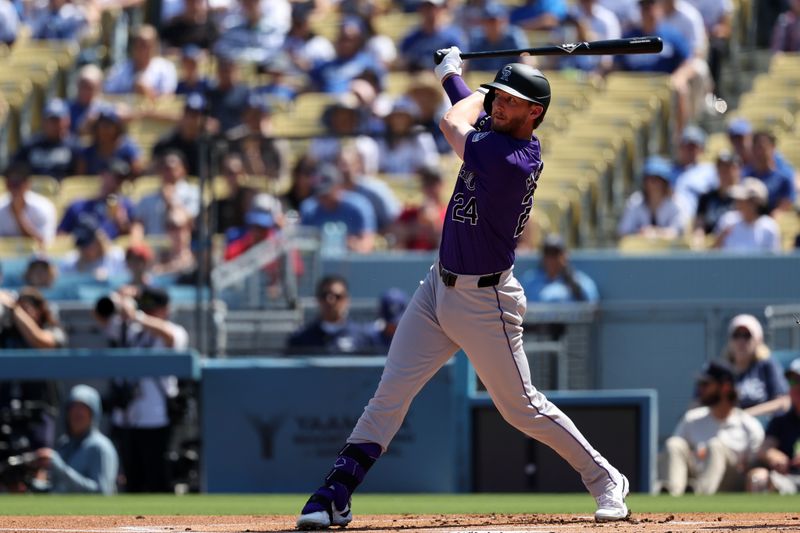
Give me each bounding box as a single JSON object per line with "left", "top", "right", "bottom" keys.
{"left": 44, "top": 98, "right": 69, "bottom": 119}
{"left": 680, "top": 125, "right": 707, "bottom": 147}
{"left": 97, "top": 106, "right": 122, "bottom": 125}
{"left": 185, "top": 92, "right": 207, "bottom": 113}
{"left": 387, "top": 97, "right": 421, "bottom": 119}
{"left": 785, "top": 358, "right": 800, "bottom": 380}
{"left": 314, "top": 164, "right": 344, "bottom": 195}
{"left": 245, "top": 208, "right": 275, "bottom": 228}
{"left": 541, "top": 233, "right": 566, "bottom": 253}
{"left": 73, "top": 218, "right": 101, "bottom": 248}
{"left": 421, "top": 0, "right": 446, "bottom": 6}
{"left": 728, "top": 177, "right": 768, "bottom": 206}
{"left": 716, "top": 149, "right": 741, "bottom": 165}
{"left": 181, "top": 44, "right": 203, "bottom": 60}
{"left": 727, "top": 117, "right": 753, "bottom": 137}
{"left": 126, "top": 243, "right": 154, "bottom": 263}
{"left": 642, "top": 155, "right": 674, "bottom": 183}
{"left": 481, "top": 2, "right": 508, "bottom": 19}
{"left": 697, "top": 360, "right": 735, "bottom": 384}
{"left": 379, "top": 288, "right": 409, "bottom": 325}
{"left": 727, "top": 313, "right": 764, "bottom": 344}
{"left": 245, "top": 92, "right": 273, "bottom": 114}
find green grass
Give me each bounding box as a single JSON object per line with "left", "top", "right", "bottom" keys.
{"left": 1, "top": 493, "right": 799, "bottom": 516}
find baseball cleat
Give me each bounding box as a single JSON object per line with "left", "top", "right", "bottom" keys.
{"left": 296, "top": 484, "right": 353, "bottom": 530}
{"left": 594, "top": 474, "right": 631, "bottom": 522}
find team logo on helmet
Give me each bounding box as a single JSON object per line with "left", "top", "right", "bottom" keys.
{"left": 499, "top": 65, "right": 513, "bottom": 81}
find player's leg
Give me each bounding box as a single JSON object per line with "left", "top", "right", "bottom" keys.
{"left": 439, "top": 274, "right": 629, "bottom": 521}
{"left": 297, "top": 266, "right": 458, "bottom": 530}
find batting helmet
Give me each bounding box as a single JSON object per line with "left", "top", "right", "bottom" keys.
{"left": 481, "top": 63, "right": 551, "bottom": 118}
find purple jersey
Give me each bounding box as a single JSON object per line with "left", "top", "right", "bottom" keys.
{"left": 439, "top": 117, "right": 543, "bottom": 275}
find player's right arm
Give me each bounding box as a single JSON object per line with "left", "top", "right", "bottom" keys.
{"left": 439, "top": 91, "right": 485, "bottom": 160}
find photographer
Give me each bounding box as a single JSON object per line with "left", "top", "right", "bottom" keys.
{"left": 36, "top": 385, "right": 118, "bottom": 494}
{"left": 94, "top": 286, "right": 187, "bottom": 493}
{"left": 0, "top": 288, "right": 66, "bottom": 489}
{"left": 520, "top": 234, "right": 599, "bottom": 304}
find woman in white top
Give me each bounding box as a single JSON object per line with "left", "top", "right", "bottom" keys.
{"left": 617, "top": 155, "right": 689, "bottom": 239}
{"left": 377, "top": 97, "right": 439, "bottom": 177}
{"left": 714, "top": 177, "right": 781, "bottom": 253}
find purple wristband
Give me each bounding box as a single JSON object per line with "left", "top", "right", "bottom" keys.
{"left": 442, "top": 74, "right": 473, "bottom": 105}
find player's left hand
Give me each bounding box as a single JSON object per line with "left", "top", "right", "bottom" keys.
{"left": 434, "top": 46, "right": 463, "bottom": 82}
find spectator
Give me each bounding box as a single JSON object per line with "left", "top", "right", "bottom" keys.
{"left": 175, "top": 45, "right": 212, "bottom": 96}
{"left": 309, "top": 93, "right": 379, "bottom": 169}
{"left": 136, "top": 151, "right": 200, "bottom": 235}
{"left": 160, "top": 0, "right": 219, "bottom": 49}
{"left": 722, "top": 314, "right": 790, "bottom": 416}
{"left": 310, "top": 16, "right": 385, "bottom": 93}
{"left": 684, "top": 0, "right": 733, "bottom": 93}
{"left": 212, "top": 153, "right": 258, "bottom": 233}
{"left": 225, "top": 92, "right": 290, "bottom": 181}
{"left": 520, "top": 234, "right": 599, "bottom": 303}
{"left": 673, "top": 124, "right": 717, "bottom": 217}
{"left": 59, "top": 219, "right": 126, "bottom": 280}
{"left": 24, "top": 256, "right": 58, "bottom": 289}
{"left": 743, "top": 131, "right": 796, "bottom": 213}
{"left": 206, "top": 55, "right": 251, "bottom": 134}
{"left": 557, "top": 0, "right": 621, "bottom": 73}
{"left": 30, "top": 0, "right": 87, "bottom": 41}
{"left": 104, "top": 25, "right": 178, "bottom": 97}
{"left": 283, "top": 3, "right": 335, "bottom": 72}
{"left": 693, "top": 150, "right": 740, "bottom": 239}
{"left": 12, "top": 99, "right": 80, "bottom": 181}
{"left": 617, "top": 155, "right": 689, "bottom": 240}
{"left": 727, "top": 119, "right": 794, "bottom": 179}
{"left": 253, "top": 54, "right": 299, "bottom": 106}
{"left": 377, "top": 97, "right": 440, "bottom": 176}
{"left": 713, "top": 178, "right": 781, "bottom": 253}
{"left": 399, "top": 0, "right": 467, "bottom": 71}
{"left": 466, "top": 3, "right": 529, "bottom": 72}
{"left": 0, "top": 163, "right": 57, "bottom": 245}
{"left": 360, "top": 9, "right": 398, "bottom": 70}
{"left": 152, "top": 92, "right": 207, "bottom": 176}
{"left": 57, "top": 159, "right": 137, "bottom": 240}
{"left": 661, "top": 360, "right": 764, "bottom": 495}
{"left": 364, "top": 288, "right": 409, "bottom": 353}
{"left": 390, "top": 163, "right": 447, "bottom": 250}
{"left": 616, "top": 0, "right": 694, "bottom": 134}
{"left": 0, "top": 0, "right": 19, "bottom": 45}
{"left": 286, "top": 274, "right": 371, "bottom": 355}
{"left": 405, "top": 72, "right": 450, "bottom": 153}
{"left": 337, "top": 144, "right": 400, "bottom": 233}
{"left": 0, "top": 287, "right": 66, "bottom": 349}
{"left": 510, "top": 0, "right": 568, "bottom": 30}
{"left": 661, "top": 0, "right": 708, "bottom": 59}
{"left": 68, "top": 65, "right": 104, "bottom": 135}
{"left": 299, "top": 164, "right": 377, "bottom": 253}
{"left": 597, "top": 0, "right": 640, "bottom": 32}
{"left": 152, "top": 208, "right": 196, "bottom": 277}
{"left": 747, "top": 358, "right": 800, "bottom": 494}
{"left": 77, "top": 106, "right": 143, "bottom": 176}
{"left": 125, "top": 243, "right": 155, "bottom": 287}
{"left": 282, "top": 153, "right": 319, "bottom": 213}
{"left": 98, "top": 286, "right": 187, "bottom": 493}
{"left": 223, "top": 198, "right": 281, "bottom": 261}
{"left": 36, "top": 385, "right": 118, "bottom": 494}
{"left": 212, "top": 0, "right": 286, "bottom": 65}
{"left": 771, "top": 0, "right": 800, "bottom": 53}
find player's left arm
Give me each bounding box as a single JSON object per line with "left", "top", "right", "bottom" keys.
{"left": 439, "top": 91, "right": 485, "bottom": 160}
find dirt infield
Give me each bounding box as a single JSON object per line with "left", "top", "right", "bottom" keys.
{"left": 0, "top": 513, "right": 799, "bottom": 533}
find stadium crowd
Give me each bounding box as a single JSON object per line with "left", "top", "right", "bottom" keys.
{"left": 0, "top": 0, "right": 799, "bottom": 496}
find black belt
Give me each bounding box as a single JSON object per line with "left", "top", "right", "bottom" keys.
{"left": 439, "top": 264, "right": 502, "bottom": 288}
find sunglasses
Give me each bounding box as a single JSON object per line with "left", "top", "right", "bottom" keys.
{"left": 731, "top": 331, "right": 752, "bottom": 340}
{"left": 321, "top": 291, "right": 347, "bottom": 301}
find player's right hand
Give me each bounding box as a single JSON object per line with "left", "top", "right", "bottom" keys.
{"left": 434, "top": 46, "right": 463, "bottom": 83}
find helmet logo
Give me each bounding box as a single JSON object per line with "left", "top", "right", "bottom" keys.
{"left": 499, "top": 65, "right": 513, "bottom": 81}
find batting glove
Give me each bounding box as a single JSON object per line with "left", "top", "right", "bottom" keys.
{"left": 434, "top": 47, "right": 463, "bottom": 83}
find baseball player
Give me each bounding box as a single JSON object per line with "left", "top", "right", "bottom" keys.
{"left": 296, "top": 48, "right": 630, "bottom": 530}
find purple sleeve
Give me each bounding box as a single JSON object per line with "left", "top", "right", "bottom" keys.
{"left": 442, "top": 74, "right": 472, "bottom": 105}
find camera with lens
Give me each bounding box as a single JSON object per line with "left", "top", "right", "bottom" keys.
{"left": 0, "top": 401, "right": 50, "bottom": 492}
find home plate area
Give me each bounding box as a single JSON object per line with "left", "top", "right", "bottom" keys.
{"left": 1, "top": 514, "right": 799, "bottom": 533}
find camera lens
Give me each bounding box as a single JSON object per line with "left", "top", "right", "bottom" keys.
{"left": 94, "top": 296, "right": 117, "bottom": 319}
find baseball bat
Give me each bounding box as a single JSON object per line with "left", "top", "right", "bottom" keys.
{"left": 433, "top": 37, "right": 663, "bottom": 65}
